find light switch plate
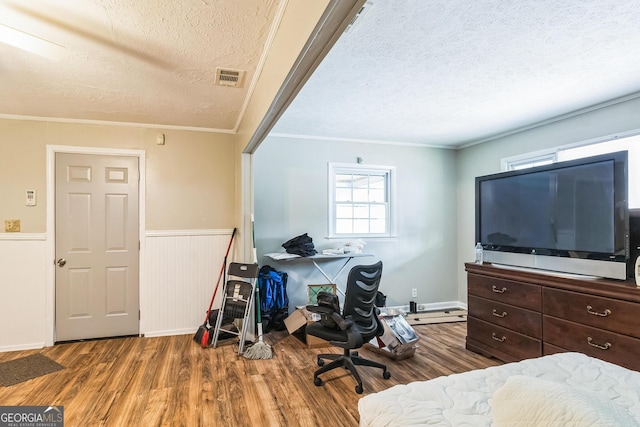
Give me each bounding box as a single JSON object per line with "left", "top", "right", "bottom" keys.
{"left": 4, "top": 220, "right": 20, "bottom": 232}
{"left": 26, "top": 189, "right": 36, "bottom": 206}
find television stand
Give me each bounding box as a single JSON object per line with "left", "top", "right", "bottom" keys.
{"left": 465, "top": 262, "right": 640, "bottom": 371}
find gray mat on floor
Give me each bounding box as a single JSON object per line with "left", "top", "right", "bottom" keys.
{"left": 0, "top": 353, "right": 64, "bottom": 386}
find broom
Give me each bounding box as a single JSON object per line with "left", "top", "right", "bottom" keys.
{"left": 194, "top": 227, "right": 236, "bottom": 347}
{"left": 243, "top": 215, "right": 273, "bottom": 359}
{"left": 243, "top": 285, "right": 273, "bottom": 359}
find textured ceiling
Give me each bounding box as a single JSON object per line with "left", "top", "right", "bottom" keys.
{"left": 2, "top": 1, "right": 640, "bottom": 148}
{"left": 0, "top": 0, "right": 280, "bottom": 131}
{"left": 272, "top": 0, "right": 640, "bottom": 148}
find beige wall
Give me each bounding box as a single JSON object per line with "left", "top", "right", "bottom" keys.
{"left": 0, "top": 118, "right": 235, "bottom": 233}
{"left": 1, "top": 0, "right": 350, "bottom": 240}
{"left": 145, "top": 128, "right": 235, "bottom": 230}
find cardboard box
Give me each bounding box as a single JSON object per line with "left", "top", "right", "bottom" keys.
{"left": 304, "top": 329, "right": 331, "bottom": 349}
{"left": 365, "top": 314, "right": 419, "bottom": 360}
{"left": 284, "top": 307, "right": 311, "bottom": 334}
{"left": 284, "top": 307, "right": 331, "bottom": 349}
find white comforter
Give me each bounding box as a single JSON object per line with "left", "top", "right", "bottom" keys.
{"left": 358, "top": 352, "right": 640, "bottom": 426}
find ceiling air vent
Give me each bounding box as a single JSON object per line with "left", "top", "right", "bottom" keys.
{"left": 215, "top": 68, "right": 245, "bottom": 88}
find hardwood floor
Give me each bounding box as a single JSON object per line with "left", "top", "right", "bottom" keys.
{"left": 0, "top": 322, "right": 501, "bottom": 426}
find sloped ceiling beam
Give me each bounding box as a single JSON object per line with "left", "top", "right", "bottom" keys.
{"left": 243, "top": 0, "right": 367, "bottom": 153}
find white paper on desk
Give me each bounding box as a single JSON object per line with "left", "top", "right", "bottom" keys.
{"left": 322, "top": 248, "right": 344, "bottom": 255}
{"left": 265, "top": 252, "right": 300, "bottom": 260}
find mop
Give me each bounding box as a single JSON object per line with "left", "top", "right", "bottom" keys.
{"left": 242, "top": 285, "right": 273, "bottom": 359}
{"left": 243, "top": 214, "right": 273, "bottom": 360}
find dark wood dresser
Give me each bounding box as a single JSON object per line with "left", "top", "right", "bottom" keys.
{"left": 465, "top": 262, "right": 640, "bottom": 371}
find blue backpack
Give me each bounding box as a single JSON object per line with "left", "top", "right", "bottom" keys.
{"left": 258, "top": 265, "right": 289, "bottom": 331}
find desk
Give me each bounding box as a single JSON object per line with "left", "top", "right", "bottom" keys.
{"left": 265, "top": 252, "right": 373, "bottom": 296}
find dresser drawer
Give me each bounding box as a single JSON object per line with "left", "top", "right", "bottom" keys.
{"left": 468, "top": 273, "right": 541, "bottom": 311}
{"left": 542, "top": 342, "right": 569, "bottom": 356}
{"left": 544, "top": 288, "right": 640, "bottom": 339}
{"left": 467, "top": 317, "right": 541, "bottom": 360}
{"left": 543, "top": 316, "right": 640, "bottom": 371}
{"left": 468, "top": 295, "right": 541, "bottom": 338}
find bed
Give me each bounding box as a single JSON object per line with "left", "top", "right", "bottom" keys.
{"left": 358, "top": 352, "right": 640, "bottom": 426}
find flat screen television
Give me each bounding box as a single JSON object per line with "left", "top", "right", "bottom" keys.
{"left": 475, "top": 151, "right": 629, "bottom": 280}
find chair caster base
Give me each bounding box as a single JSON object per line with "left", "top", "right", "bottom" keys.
{"left": 314, "top": 377, "right": 323, "bottom": 386}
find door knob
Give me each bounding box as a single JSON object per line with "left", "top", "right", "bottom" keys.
{"left": 57, "top": 258, "right": 66, "bottom": 267}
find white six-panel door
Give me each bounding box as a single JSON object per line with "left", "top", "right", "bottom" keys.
{"left": 55, "top": 153, "right": 140, "bottom": 341}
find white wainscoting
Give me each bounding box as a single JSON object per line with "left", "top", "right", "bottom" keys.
{"left": 0, "top": 234, "right": 48, "bottom": 352}
{"left": 142, "top": 229, "right": 234, "bottom": 337}
{"left": 0, "top": 230, "right": 234, "bottom": 352}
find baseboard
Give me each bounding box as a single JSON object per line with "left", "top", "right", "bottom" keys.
{"left": 0, "top": 342, "right": 45, "bottom": 353}
{"left": 389, "top": 300, "right": 467, "bottom": 314}
{"left": 143, "top": 328, "right": 196, "bottom": 338}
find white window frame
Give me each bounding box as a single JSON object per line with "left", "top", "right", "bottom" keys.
{"left": 328, "top": 163, "right": 396, "bottom": 239}
{"left": 501, "top": 149, "right": 557, "bottom": 171}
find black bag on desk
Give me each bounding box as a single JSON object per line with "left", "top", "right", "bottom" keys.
{"left": 282, "top": 233, "right": 317, "bottom": 257}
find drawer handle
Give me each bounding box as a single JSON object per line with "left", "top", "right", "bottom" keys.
{"left": 492, "top": 309, "right": 507, "bottom": 318}
{"left": 587, "top": 337, "right": 612, "bottom": 350}
{"left": 492, "top": 286, "right": 507, "bottom": 294}
{"left": 492, "top": 332, "right": 506, "bottom": 342}
{"left": 586, "top": 306, "right": 612, "bottom": 317}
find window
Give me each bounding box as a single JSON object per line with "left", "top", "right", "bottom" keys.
{"left": 503, "top": 151, "right": 556, "bottom": 171}
{"left": 502, "top": 133, "right": 640, "bottom": 208}
{"left": 558, "top": 135, "right": 640, "bottom": 208}
{"left": 507, "top": 155, "right": 555, "bottom": 170}
{"left": 328, "top": 163, "right": 396, "bottom": 238}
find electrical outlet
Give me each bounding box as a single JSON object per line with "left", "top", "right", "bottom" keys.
{"left": 4, "top": 219, "right": 20, "bottom": 232}
{"left": 411, "top": 288, "right": 417, "bottom": 298}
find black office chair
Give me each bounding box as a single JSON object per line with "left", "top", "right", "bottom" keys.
{"left": 306, "top": 261, "right": 390, "bottom": 394}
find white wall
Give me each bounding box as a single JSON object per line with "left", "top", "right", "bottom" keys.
{"left": 253, "top": 136, "right": 459, "bottom": 309}
{"left": 0, "top": 235, "right": 47, "bottom": 351}
{"left": 142, "top": 230, "right": 235, "bottom": 338}
{"left": 455, "top": 96, "right": 640, "bottom": 302}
